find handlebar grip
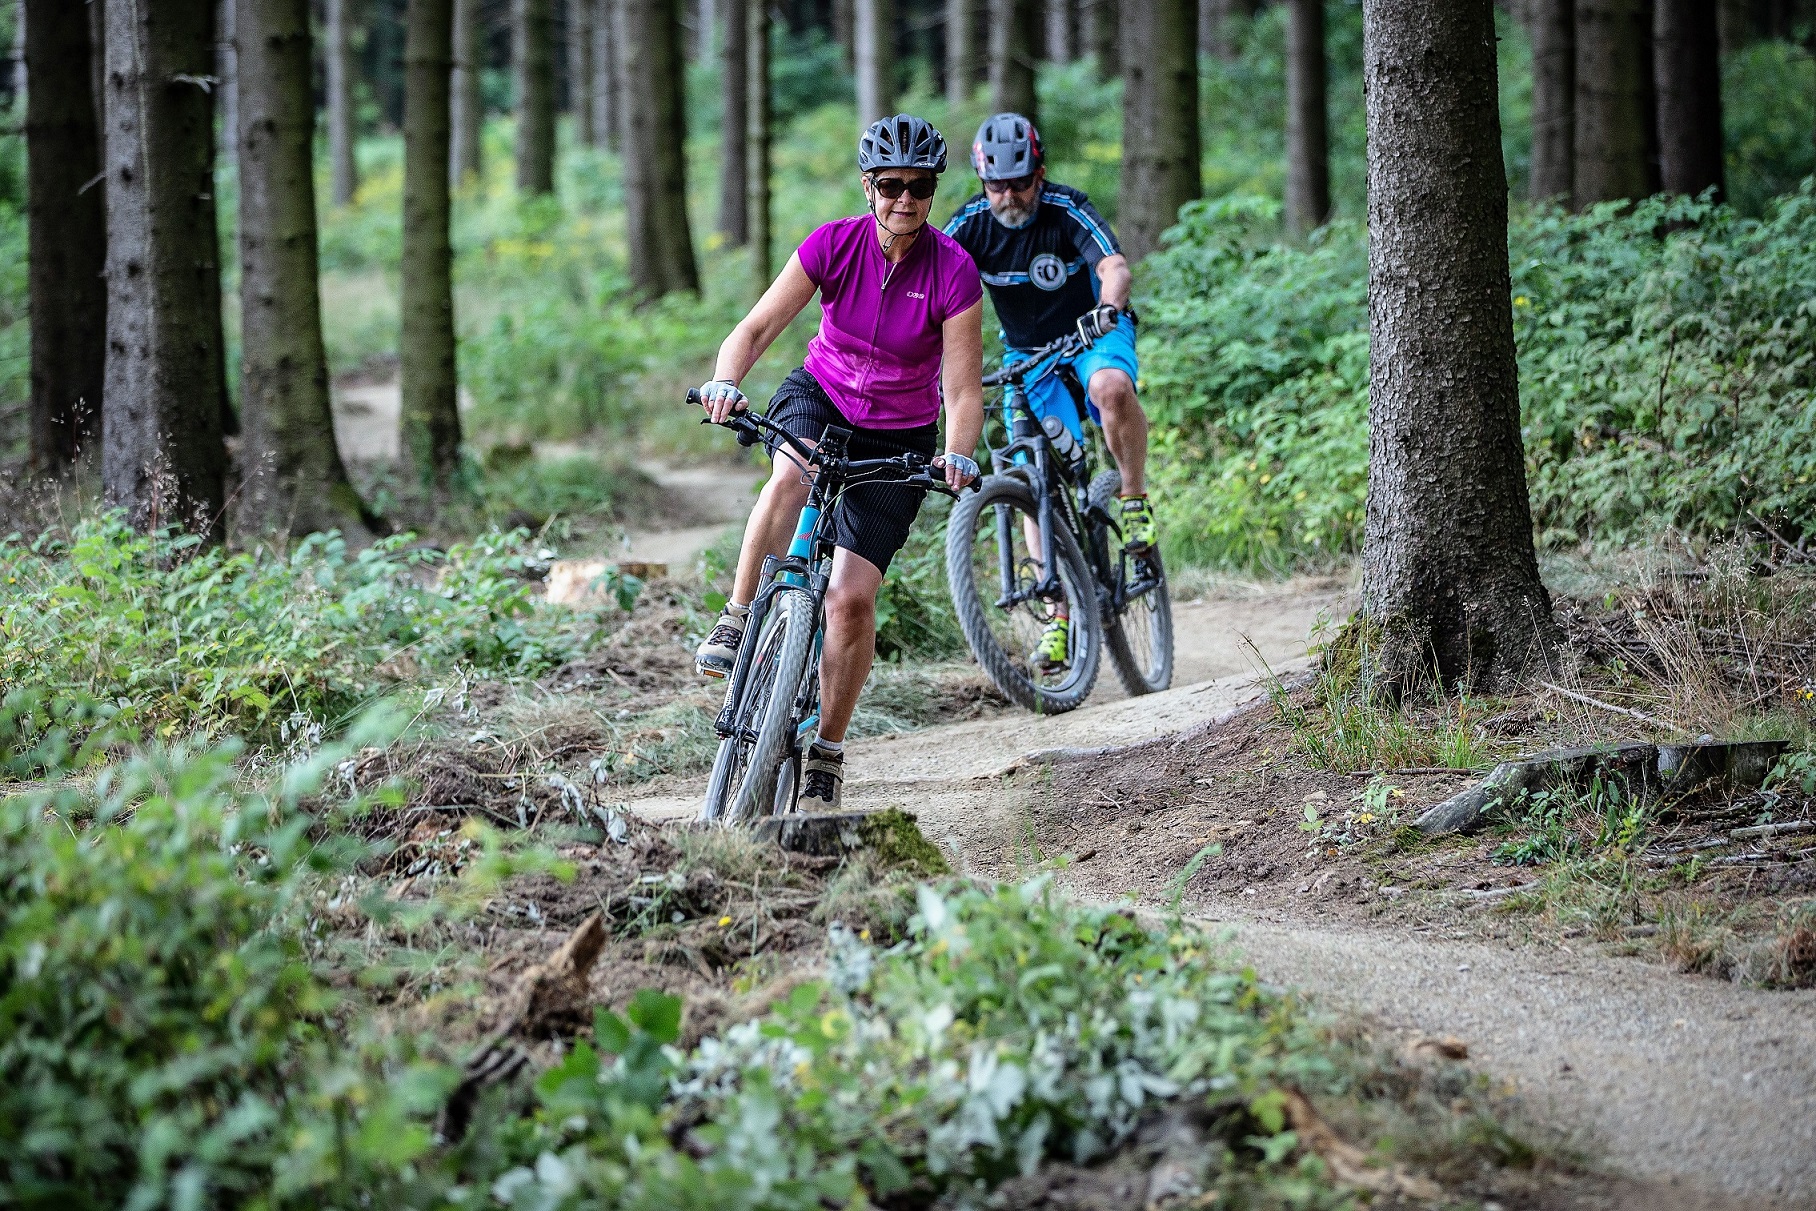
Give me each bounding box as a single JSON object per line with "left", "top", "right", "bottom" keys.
{"left": 687, "top": 388, "right": 703, "bottom": 405}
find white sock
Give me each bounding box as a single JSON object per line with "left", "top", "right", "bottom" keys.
{"left": 813, "top": 737, "right": 844, "bottom": 755}
{"left": 726, "top": 600, "right": 751, "bottom": 618}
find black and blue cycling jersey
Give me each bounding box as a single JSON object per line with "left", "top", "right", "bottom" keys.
{"left": 943, "top": 182, "right": 1122, "bottom": 351}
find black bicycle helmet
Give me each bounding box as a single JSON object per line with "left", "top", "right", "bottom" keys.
{"left": 971, "top": 112, "right": 1043, "bottom": 180}
{"left": 857, "top": 114, "right": 949, "bottom": 174}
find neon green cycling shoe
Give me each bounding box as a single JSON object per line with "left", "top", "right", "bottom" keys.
{"left": 1033, "top": 616, "right": 1071, "bottom": 672}
{"left": 1120, "top": 494, "right": 1158, "bottom": 552}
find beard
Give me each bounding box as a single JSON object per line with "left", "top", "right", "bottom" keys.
{"left": 989, "top": 195, "right": 1039, "bottom": 229}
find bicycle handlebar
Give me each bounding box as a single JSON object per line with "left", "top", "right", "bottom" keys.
{"left": 980, "top": 331, "right": 1090, "bottom": 389}
{"left": 685, "top": 389, "right": 969, "bottom": 497}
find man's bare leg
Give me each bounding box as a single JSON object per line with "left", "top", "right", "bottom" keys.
{"left": 1089, "top": 367, "right": 1148, "bottom": 496}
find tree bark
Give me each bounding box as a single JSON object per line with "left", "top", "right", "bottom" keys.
{"left": 101, "top": 0, "right": 229, "bottom": 540}
{"left": 1526, "top": 0, "right": 1574, "bottom": 201}
{"left": 1574, "top": 0, "right": 1658, "bottom": 206}
{"left": 570, "top": 0, "right": 595, "bottom": 145}
{"left": 514, "top": 0, "right": 556, "bottom": 194}
{"left": 1118, "top": 0, "right": 1199, "bottom": 260}
{"left": 6, "top": 1, "right": 22, "bottom": 105}
{"left": 833, "top": 0, "right": 853, "bottom": 70}
{"left": 326, "top": 0, "right": 359, "bottom": 207}
{"left": 401, "top": 0, "right": 462, "bottom": 487}
{"left": 592, "top": 0, "right": 616, "bottom": 148}
{"left": 451, "top": 0, "right": 484, "bottom": 185}
{"left": 1285, "top": 0, "right": 1330, "bottom": 233}
{"left": 854, "top": 0, "right": 892, "bottom": 127}
{"left": 1081, "top": 0, "right": 1117, "bottom": 74}
{"left": 1359, "top": 0, "right": 1557, "bottom": 695}
{"left": 748, "top": 0, "right": 771, "bottom": 283}
{"left": 946, "top": 0, "right": 978, "bottom": 103}
{"left": 1654, "top": 0, "right": 1724, "bottom": 200}
{"left": 1045, "top": 0, "right": 1073, "bottom": 62}
{"left": 718, "top": 0, "right": 748, "bottom": 243}
{"left": 25, "top": 0, "right": 106, "bottom": 472}
{"left": 234, "top": 0, "right": 372, "bottom": 539}
{"left": 620, "top": 0, "right": 699, "bottom": 297}
{"left": 1716, "top": 0, "right": 1752, "bottom": 54}
{"left": 216, "top": 0, "right": 236, "bottom": 162}
{"left": 989, "top": 0, "right": 1040, "bottom": 122}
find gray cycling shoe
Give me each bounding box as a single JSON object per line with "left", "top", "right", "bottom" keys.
{"left": 800, "top": 742, "right": 844, "bottom": 811}
{"left": 695, "top": 609, "right": 748, "bottom": 678}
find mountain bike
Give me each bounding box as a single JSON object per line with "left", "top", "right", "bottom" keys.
{"left": 945, "top": 331, "right": 1173, "bottom": 714}
{"left": 690, "top": 392, "right": 962, "bottom": 823}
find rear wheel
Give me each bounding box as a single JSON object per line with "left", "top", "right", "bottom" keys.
{"left": 701, "top": 589, "right": 815, "bottom": 822}
{"left": 946, "top": 474, "right": 1101, "bottom": 714}
{"left": 1090, "top": 470, "right": 1174, "bottom": 696}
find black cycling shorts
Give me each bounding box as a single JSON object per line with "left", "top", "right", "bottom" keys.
{"left": 764, "top": 367, "right": 938, "bottom": 575}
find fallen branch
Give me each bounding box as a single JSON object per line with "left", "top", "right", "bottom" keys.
{"left": 1538, "top": 681, "right": 1691, "bottom": 735}
{"left": 1730, "top": 820, "right": 1816, "bottom": 841}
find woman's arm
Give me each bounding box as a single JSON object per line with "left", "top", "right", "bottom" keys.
{"left": 936, "top": 300, "right": 986, "bottom": 488}
{"left": 702, "top": 253, "right": 819, "bottom": 421}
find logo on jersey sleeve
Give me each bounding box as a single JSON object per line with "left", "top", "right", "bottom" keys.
{"left": 1028, "top": 252, "right": 1067, "bottom": 291}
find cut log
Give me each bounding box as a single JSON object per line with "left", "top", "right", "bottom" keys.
{"left": 752, "top": 808, "right": 950, "bottom": 874}
{"left": 1415, "top": 738, "right": 1791, "bottom": 836}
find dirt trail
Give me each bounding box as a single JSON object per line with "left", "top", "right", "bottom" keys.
{"left": 619, "top": 578, "right": 1815, "bottom": 1208}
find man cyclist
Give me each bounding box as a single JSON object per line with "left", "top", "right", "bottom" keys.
{"left": 692, "top": 114, "right": 985, "bottom": 811}
{"left": 943, "top": 113, "right": 1153, "bottom": 672}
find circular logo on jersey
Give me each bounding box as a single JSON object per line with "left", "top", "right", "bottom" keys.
{"left": 1029, "top": 252, "right": 1067, "bottom": 292}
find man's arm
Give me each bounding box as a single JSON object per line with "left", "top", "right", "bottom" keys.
{"left": 1093, "top": 253, "right": 1132, "bottom": 311}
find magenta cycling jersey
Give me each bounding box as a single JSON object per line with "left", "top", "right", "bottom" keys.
{"left": 796, "top": 216, "right": 983, "bottom": 430}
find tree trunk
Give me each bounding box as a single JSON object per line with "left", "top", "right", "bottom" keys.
{"left": 1045, "top": 0, "right": 1072, "bottom": 62}
{"left": 748, "top": 0, "right": 771, "bottom": 283}
{"left": 6, "top": 1, "right": 22, "bottom": 104}
{"left": 718, "top": 0, "right": 747, "bottom": 243}
{"left": 216, "top": 0, "right": 236, "bottom": 162}
{"left": 25, "top": 0, "right": 106, "bottom": 472}
{"left": 1526, "top": 0, "right": 1574, "bottom": 201}
{"left": 833, "top": 0, "right": 853, "bottom": 69}
{"left": 1574, "top": 0, "right": 1658, "bottom": 206}
{"left": 1285, "top": 0, "right": 1330, "bottom": 233}
{"left": 451, "top": 0, "right": 484, "bottom": 185}
{"left": 989, "top": 0, "right": 1040, "bottom": 122}
{"left": 327, "top": 0, "right": 359, "bottom": 206}
{"left": 234, "top": 0, "right": 372, "bottom": 539}
{"left": 1081, "top": 0, "right": 1117, "bottom": 74}
{"left": 620, "top": 0, "right": 699, "bottom": 297}
{"left": 854, "top": 0, "right": 892, "bottom": 127}
{"left": 1654, "top": 0, "right": 1724, "bottom": 200}
{"left": 1118, "top": 0, "right": 1199, "bottom": 260}
{"left": 946, "top": 0, "right": 978, "bottom": 103}
{"left": 570, "top": 0, "right": 594, "bottom": 145}
{"left": 1359, "top": 0, "right": 1557, "bottom": 695}
{"left": 592, "top": 0, "right": 616, "bottom": 148}
{"left": 101, "top": 0, "right": 229, "bottom": 540}
{"left": 401, "top": 0, "right": 462, "bottom": 486}
{"left": 514, "top": 0, "right": 556, "bottom": 193}
{"left": 1200, "top": 0, "right": 1256, "bottom": 61}
{"left": 1716, "top": 0, "right": 1752, "bottom": 53}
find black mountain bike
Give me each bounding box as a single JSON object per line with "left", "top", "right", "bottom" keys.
{"left": 945, "top": 332, "right": 1173, "bottom": 713}
{"left": 689, "top": 392, "right": 961, "bottom": 823}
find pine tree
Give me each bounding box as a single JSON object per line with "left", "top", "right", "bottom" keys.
{"left": 945, "top": 0, "right": 978, "bottom": 103}
{"left": 451, "top": 0, "right": 484, "bottom": 185}
{"left": 748, "top": 0, "right": 772, "bottom": 282}
{"left": 855, "top": 0, "right": 893, "bottom": 128}
{"left": 1526, "top": 0, "right": 1575, "bottom": 202}
{"left": 1574, "top": 0, "right": 1658, "bottom": 206}
{"left": 1358, "top": 0, "right": 1558, "bottom": 693}
{"left": 1654, "top": 0, "right": 1724, "bottom": 200}
{"left": 718, "top": 0, "right": 748, "bottom": 244}
{"left": 327, "top": 0, "right": 360, "bottom": 206}
{"left": 234, "top": 0, "right": 374, "bottom": 539}
{"left": 24, "top": 0, "right": 106, "bottom": 472}
{"left": 401, "top": 0, "right": 463, "bottom": 486}
{"left": 514, "top": 0, "right": 556, "bottom": 194}
{"left": 100, "top": 0, "right": 230, "bottom": 540}
{"left": 1285, "top": 0, "right": 1331, "bottom": 234}
{"left": 619, "top": 0, "right": 699, "bottom": 297}
{"left": 989, "top": 0, "right": 1040, "bottom": 122}
{"left": 1117, "top": 0, "right": 1199, "bottom": 259}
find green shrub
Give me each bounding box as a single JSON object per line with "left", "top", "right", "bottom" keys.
{"left": 0, "top": 517, "right": 604, "bottom": 761}
{"left": 1140, "top": 184, "right": 1816, "bottom": 570}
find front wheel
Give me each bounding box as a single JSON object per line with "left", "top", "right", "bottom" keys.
{"left": 1090, "top": 470, "right": 1174, "bottom": 696}
{"left": 701, "top": 589, "right": 816, "bottom": 823}
{"left": 946, "top": 474, "right": 1101, "bottom": 714}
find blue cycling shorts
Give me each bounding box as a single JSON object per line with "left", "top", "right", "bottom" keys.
{"left": 1002, "top": 315, "right": 1139, "bottom": 443}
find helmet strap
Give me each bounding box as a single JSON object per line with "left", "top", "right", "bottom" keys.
{"left": 866, "top": 178, "right": 923, "bottom": 254}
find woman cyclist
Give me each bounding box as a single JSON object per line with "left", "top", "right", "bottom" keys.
{"left": 693, "top": 114, "right": 985, "bottom": 811}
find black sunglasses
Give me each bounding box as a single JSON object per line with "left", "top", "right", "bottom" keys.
{"left": 869, "top": 174, "right": 938, "bottom": 200}
{"left": 983, "top": 174, "right": 1037, "bottom": 194}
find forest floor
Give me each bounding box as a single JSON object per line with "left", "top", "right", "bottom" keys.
{"left": 317, "top": 382, "right": 1816, "bottom": 1207}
